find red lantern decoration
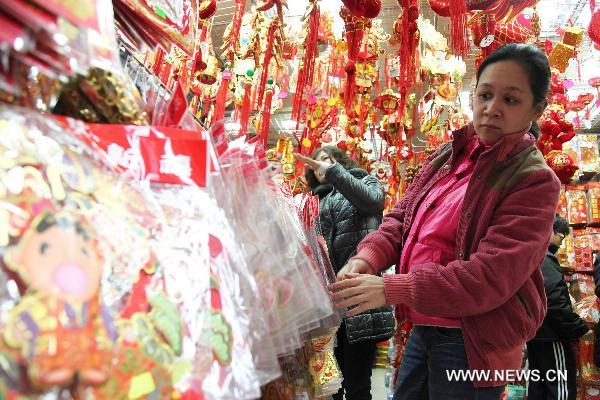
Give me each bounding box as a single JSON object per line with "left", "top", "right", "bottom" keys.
{"left": 568, "top": 101, "right": 585, "bottom": 113}
{"left": 550, "top": 93, "right": 568, "bottom": 109}
{"left": 578, "top": 93, "right": 594, "bottom": 106}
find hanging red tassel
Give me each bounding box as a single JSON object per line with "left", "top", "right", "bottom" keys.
{"left": 212, "top": 67, "right": 233, "bottom": 123}
{"left": 341, "top": 7, "right": 366, "bottom": 114}
{"left": 396, "top": 0, "right": 419, "bottom": 112}
{"left": 225, "top": 0, "right": 247, "bottom": 62}
{"left": 261, "top": 80, "right": 275, "bottom": 146}
{"left": 292, "top": 0, "right": 320, "bottom": 121}
{"left": 202, "top": 94, "right": 212, "bottom": 118}
{"left": 298, "top": 126, "right": 309, "bottom": 153}
{"left": 240, "top": 72, "right": 254, "bottom": 138}
{"left": 257, "top": 20, "right": 279, "bottom": 109}
{"left": 192, "top": 24, "right": 209, "bottom": 75}
{"left": 449, "top": 0, "right": 469, "bottom": 57}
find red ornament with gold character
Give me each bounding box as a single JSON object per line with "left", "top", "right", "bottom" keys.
{"left": 538, "top": 107, "right": 576, "bottom": 155}
{"left": 544, "top": 150, "right": 579, "bottom": 184}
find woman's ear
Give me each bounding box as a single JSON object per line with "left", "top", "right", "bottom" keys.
{"left": 533, "top": 99, "right": 548, "bottom": 120}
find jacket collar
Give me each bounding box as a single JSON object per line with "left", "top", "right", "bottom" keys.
{"left": 452, "top": 124, "right": 535, "bottom": 163}
{"left": 313, "top": 184, "right": 333, "bottom": 198}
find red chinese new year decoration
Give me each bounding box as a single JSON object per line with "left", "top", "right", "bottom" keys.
{"left": 212, "top": 68, "right": 233, "bottom": 123}
{"left": 374, "top": 89, "right": 401, "bottom": 114}
{"left": 538, "top": 108, "right": 576, "bottom": 155}
{"left": 117, "top": 0, "right": 198, "bottom": 55}
{"left": 292, "top": 0, "right": 320, "bottom": 121}
{"left": 239, "top": 71, "right": 254, "bottom": 138}
{"left": 589, "top": 8, "right": 600, "bottom": 46}
{"left": 340, "top": 7, "right": 369, "bottom": 114}
{"left": 342, "top": 0, "right": 382, "bottom": 18}
{"left": 578, "top": 93, "right": 595, "bottom": 107}
{"left": 494, "top": 13, "right": 534, "bottom": 44}
{"left": 257, "top": 19, "right": 280, "bottom": 109}
{"left": 198, "top": 0, "right": 217, "bottom": 20}
{"left": 223, "top": 0, "right": 247, "bottom": 62}
{"left": 425, "top": 0, "right": 468, "bottom": 56}
{"left": 449, "top": 0, "right": 469, "bottom": 57}
{"left": 261, "top": 81, "right": 275, "bottom": 146}
{"left": 257, "top": 0, "right": 287, "bottom": 39}
{"left": 470, "top": 12, "right": 496, "bottom": 48}
{"left": 589, "top": 77, "right": 600, "bottom": 107}
{"left": 545, "top": 150, "right": 579, "bottom": 184}
{"left": 395, "top": 0, "right": 419, "bottom": 113}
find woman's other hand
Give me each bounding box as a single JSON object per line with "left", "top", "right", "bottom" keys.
{"left": 336, "top": 258, "right": 375, "bottom": 281}
{"left": 329, "top": 273, "right": 386, "bottom": 317}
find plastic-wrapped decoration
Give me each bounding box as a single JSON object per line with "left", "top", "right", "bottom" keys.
{"left": 0, "top": 107, "right": 161, "bottom": 397}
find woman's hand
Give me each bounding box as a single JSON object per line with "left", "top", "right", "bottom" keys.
{"left": 336, "top": 258, "right": 375, "bottom": 281}
{"left": 329, "top": 273, "right": 386, "bottom": 317}
{"left": 294, "top": 153, "right": 330, "bottom": 179}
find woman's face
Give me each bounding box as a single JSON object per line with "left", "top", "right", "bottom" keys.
{"left": 314, "top": 151, "right": 335, "bottom": 183}
{"left": 473, "top": 60, "right": 546, "bottom": 145}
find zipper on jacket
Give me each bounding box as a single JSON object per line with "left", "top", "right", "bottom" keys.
{"left": 516, "top": 292, "right": 533, "bottom": 319}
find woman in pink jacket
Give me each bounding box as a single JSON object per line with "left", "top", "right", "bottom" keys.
{"left": 330, "top": 43, "right": 560, "bottom": 399}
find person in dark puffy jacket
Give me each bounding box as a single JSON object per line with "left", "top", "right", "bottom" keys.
{"left": 527, "top": 214, "right": 588, "bottom": 400}
{"left": 296, "top": 146, "right": 384, "bottom": 400}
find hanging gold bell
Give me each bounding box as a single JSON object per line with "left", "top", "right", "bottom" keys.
{"left": 200, "top": 55, "right": 219, "bottom": 85}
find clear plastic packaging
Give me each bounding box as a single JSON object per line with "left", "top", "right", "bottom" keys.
{"left": 0, "top": 107, "right": 159, "bottom": 397}
{"left": 210, "top": 138, "right": 336, "bottom": 358}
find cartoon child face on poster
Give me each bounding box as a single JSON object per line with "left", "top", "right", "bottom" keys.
{"left": 3, "top": 211, "right": 115, "bottom": 389}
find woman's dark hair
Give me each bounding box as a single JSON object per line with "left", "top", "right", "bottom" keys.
{"left": 476, "top": 43, "right": 551, "bottom": 107}
{"left": 305, "top": 145, "right": 360, "bottom": 190}
{"left": 529, "top": 121, "right": 541, "bottom": 139}
{"left": 553, "top": 214, "right": 570, "bottom": 237}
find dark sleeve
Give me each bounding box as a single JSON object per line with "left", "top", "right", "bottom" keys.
{"left": 543, "top": 262, "right": 589, "bottom": 340}
{"left": 324, "top": 163, "right": 384, "bottom": 216}
{"left": 594, "top": 254, "right": 600, "bottom": 298}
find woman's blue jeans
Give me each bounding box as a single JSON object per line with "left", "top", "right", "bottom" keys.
{"left": 393, "top": 326, "right": 506, "bottom": 400}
